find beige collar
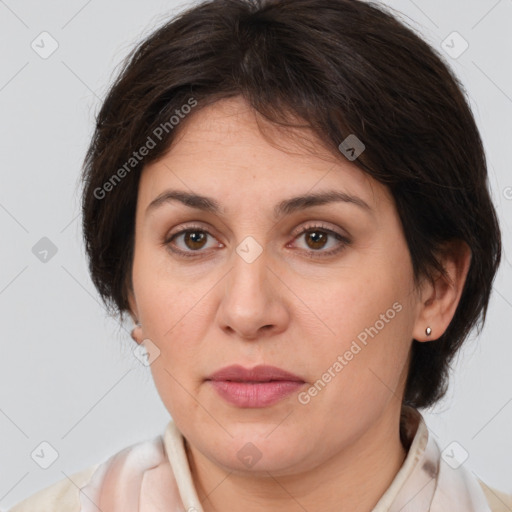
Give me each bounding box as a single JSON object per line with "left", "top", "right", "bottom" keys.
{"left": 162, "top": 407, "right": 491, "bottom": 512}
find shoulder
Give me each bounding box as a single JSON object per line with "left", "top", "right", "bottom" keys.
{"left": 7, "top": 431, "right": 170, "bottom": 512}
{"left": 7, "top": 464, "right": 100, "bottom": 512}
{"left": 479, "top": 480, "right": 512, "bottom": 512}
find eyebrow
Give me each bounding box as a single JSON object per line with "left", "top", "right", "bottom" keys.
{"left": 145, "top": 189, "right": 373, "bottom": 218}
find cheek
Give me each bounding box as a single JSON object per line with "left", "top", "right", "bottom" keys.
{"left": 302, "top": 260, "right": 415, "bottom": 404}
{"left": 311, "top": 267, "right": 410, "bottom": 348}
{"left": 131, "top": 255, "right": 216, "bottom": 407}
{"left": 132, "top": 242, "right": 214, "bottom": 339}
{"left": 312, "top": 298, "right": 411, "bottom": 383}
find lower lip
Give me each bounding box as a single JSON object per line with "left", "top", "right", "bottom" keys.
{"left": 208, "top": 380, "right": 305, "bottom": 407}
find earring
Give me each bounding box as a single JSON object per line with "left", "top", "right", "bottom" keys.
{"left": 425, "top": 326, "right": 432, "bottom": 336}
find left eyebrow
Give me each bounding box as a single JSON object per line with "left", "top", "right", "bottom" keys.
{"left": 274, "top": 190, "right": 373, "bottom": 218}
{"left": 145, "top": 189, "right": 373, "bottom": 218}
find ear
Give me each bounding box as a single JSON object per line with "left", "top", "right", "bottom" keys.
{"left": 127, "top": 287, "right": 143, "bottom": 344}
{"left": 412, "top": 240, "right": 472, "bottom": 342}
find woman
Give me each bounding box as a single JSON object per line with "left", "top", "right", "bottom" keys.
{"left": 9, "top": 0, "right": 511, "bottom": 510}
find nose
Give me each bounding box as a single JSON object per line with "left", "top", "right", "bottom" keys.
{"left": 215, "top": 247, "right": 290, "bottom": 340}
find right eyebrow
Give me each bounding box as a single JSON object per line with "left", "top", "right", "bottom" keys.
{"left": 145, "top": 190, "right": 223, "bottom": 216}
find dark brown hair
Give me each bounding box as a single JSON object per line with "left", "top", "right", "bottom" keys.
{"left": 81, "top": 0, "right": 501, "bottom": 408}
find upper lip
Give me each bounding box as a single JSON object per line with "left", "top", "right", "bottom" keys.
{"left": 207, "top": 364, "right": 305, "bottom": 383}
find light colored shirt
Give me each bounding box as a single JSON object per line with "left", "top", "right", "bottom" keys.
{"left": 7, "top": 408, "right": 512, "bottom": 511}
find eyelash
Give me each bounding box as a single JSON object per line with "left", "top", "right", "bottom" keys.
{"left": 163, "top": 223, "right": 351, "bottom": 259}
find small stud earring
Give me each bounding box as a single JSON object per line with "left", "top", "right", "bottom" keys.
{"left": 425, "top": 326, "right": 432, "bottom": 336}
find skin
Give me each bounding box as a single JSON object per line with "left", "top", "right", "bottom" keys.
{"left": 128, "top": 95, "right": 471, "bottom": 512}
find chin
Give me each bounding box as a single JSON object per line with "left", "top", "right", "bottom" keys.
{"left": 207, "top": 427, "right": 311, "bottom": 475}
{"left": 214, "top": 447, "right": 309, "bottom": 477}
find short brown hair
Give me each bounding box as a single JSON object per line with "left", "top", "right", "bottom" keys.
{"left": 81, "top": 0, "right": 502, "bottom": 408}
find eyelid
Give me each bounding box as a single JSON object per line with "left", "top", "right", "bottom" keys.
{"left": 165, "top": 221, "right": 220, "bottom": 241}
{"left": 290, "top": 220, "right": 347, "bottom": 239}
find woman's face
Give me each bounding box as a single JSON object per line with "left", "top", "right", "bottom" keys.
{"left": 129, "top": 95, "right": 426, "bottom": 475}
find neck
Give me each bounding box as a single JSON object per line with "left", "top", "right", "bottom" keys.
{"left": 185, "top": 407, "right": 409, "bottom": 512}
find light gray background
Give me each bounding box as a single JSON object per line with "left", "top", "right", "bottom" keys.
{"left": 1, "top": 0, "right": 511, "bottom": 508}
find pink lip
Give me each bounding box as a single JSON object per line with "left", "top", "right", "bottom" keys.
{"left": 206, "top": 364, "right": 306, "bottom": 408}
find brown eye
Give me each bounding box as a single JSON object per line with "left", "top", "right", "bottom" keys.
{"left": 183, "top": 231, "right": 208, "bottom": 250}
{"left": 291, "top": 224, "right": 350, "bottom": 257}
{"left": 165, "top": 226, "right": 223, "bottom": 258}
{"left": 304, "top": 230, "right": 328, "bottom": 250}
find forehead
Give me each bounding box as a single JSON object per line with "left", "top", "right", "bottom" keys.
{"left": 137, "top": 96, "right": 390, "bottom": 213}
{"left": 161, "top": 96, "right": 345, "bottom": 168}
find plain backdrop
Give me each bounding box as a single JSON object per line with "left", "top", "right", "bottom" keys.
{"left": 1, "top": 0, "right": 511, "bottom": 508}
